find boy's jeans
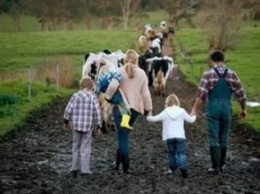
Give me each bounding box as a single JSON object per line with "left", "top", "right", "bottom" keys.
{"left": 166, "top": 138, "right": 187, "bottom": 171}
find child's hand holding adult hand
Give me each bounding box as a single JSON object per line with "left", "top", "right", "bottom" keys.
{"left": 144, "top": 110, "right": 152, "bottom": 116}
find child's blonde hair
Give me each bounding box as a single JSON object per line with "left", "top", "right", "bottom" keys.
{"left": 124, "top": 49, "right": 138, "bottom": 79}
{"left": 80, "top": 76, "right": 93, "bottom": 90}
{"left": 165, "top": 93, "right": 180, "bottom": 107}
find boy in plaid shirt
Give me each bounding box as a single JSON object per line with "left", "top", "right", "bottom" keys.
{"left": 64, "top": 76, "right": 101, "bottom": 178}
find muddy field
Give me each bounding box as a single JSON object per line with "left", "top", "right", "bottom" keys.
{"left": 1, "top": 40, "right": 260, "bottom": 194}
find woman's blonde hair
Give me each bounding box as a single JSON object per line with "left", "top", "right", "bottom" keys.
{"left": 124, "top": 49, "right": 138, "bottom": 79}
{"left": 165, "top": 93, "right": 180, "bottom": 107}
{"left": 79, "top": 76, "right": 93, "bottom": 90}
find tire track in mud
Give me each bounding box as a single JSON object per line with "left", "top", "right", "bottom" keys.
{"left": 0, "top": 38, "right": 260, "bottom": 194}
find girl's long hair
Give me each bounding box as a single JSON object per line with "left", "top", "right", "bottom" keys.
{"left": 124, "top": 49, "right": 138, "bottom": 79}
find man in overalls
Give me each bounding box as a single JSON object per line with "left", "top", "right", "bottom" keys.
{"left": 191, "top": 50, "right": 247, "bottom": 175}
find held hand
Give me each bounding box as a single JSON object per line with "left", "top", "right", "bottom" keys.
{"left": 147, "top": 111, "right": 152, "bottom": 116}
{"left": 144, "top": 110, "right": 152, "bottom": 116}
{"left": 239, "top": 109, "right": 247, "bottom": 120}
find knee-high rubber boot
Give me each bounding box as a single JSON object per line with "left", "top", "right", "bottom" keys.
{"left": 122, "top": 155, "right": 130, "bottom": 173}
{"left": 209, "top": 146, "right": 221, "bottom": 174}
{"left": 115, "top": 150, "right": 121, "bottom": 170}
{"left": 120, "top": 114, "right": 133, "bottom": 130}
{"left": 220, "top": 147, "right": 227, "bottom": 172}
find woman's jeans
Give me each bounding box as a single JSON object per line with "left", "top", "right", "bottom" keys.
{"left": 166, "top": 138, "right": 187, "bottom": 171}
{"left": 113, "top": 106, "right": 139, "bottom": 172}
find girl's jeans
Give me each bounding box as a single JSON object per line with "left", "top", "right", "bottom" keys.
{"left": 166, "top": 138, "right": 187, "bottom": 171}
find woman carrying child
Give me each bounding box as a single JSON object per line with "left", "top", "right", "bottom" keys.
{"left": 105, "top": 49, "right": 153, "bottom": 174}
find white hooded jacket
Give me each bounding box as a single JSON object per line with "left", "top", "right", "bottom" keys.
{"left": 147, "top": 106, "right": 196, "bottom": 141}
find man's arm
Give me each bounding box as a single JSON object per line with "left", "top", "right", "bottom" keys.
{"left": 191, "top": 97, "right": 204, "bottom": 116}
{"left": 239, "top": 99, "right": 247, "bottom": 119}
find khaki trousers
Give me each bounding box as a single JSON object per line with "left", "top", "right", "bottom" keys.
{"left": 71, "top": 130, "right": 92, "bottom": 173}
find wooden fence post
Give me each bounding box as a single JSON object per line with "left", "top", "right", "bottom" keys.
{"left": 28, "top": 66, "right": 32, "bottom": 100}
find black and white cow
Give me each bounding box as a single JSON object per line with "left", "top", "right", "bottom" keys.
{"left": 82, "top": 50, "right": 125, "bottom": 81}
{"left": 146, "top": 56, "right": 177, "bottom": 89}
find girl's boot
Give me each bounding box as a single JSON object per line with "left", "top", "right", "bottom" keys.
{"left": 120, "top": 114, "right": 133, "bottom": 130}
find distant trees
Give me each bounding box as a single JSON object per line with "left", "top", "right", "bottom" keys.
{"left": 0, "top": 0, "right": 23, "bottom": 31}
{"left": 248, "top": 0, "right": 260, "bottom": 20}
{"left": 201, "top": 0, "right": 243, "bottom": 52}
{"left": 0, "top": 0, "right": 260, "bottom": 31}
{"left": 162, "top": 0, "right": 201, "bottom": 29}
{"left": 120, "top": 0, "right": 141, "bottom": 29}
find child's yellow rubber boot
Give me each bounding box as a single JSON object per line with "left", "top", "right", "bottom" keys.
{"left": 120, "top": 114, "right": 133, "bottom": 130}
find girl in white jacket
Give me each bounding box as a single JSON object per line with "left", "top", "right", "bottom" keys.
{"left": 147, "top": 93, "right": 196, "bottom": 178}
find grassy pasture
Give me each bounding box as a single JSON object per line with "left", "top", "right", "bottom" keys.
{"left": 0, "top": 30, "right": 139, "bottom": 137}
{"left": 0, "top": 30, "right": 138, "bottom": 72}
{"left": 174, "top": 26, "right": 260, "bottom": 131}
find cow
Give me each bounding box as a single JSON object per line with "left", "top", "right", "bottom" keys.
{"left": 138, "top": 35, "right": 149, "bottom": 53}
{"left": 153, "top": 68, "right": 165, "bottom": 96}
{"left": 144, "top": 24, "right": 152, "bottom": 39}
{"left": 146, "top": 56, "right": 177, "bottom": 96}
{"left": 138, "top": 54, "right": 149, "bottom": 74}
{"left": 82, "top": 50, "right": 125, "bottom": 82}
{"left": 138, "top": 35, "right": 147, "bottom": 47}
{"left": 159, "top": 21, "right": 169, "bottom": 41}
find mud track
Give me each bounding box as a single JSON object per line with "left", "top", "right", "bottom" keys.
{"left": 0, "top": 38, "right": 260, "bottom": 194}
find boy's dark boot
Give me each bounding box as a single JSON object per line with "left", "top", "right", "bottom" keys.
{"left": 220, "top": 147, "right": 227, "bottom": 172}
{"left": 208, "top": 146, "right": 221, "bottom": 175}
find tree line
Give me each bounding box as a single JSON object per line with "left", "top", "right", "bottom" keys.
{"left": 0, "top": 0, "right": 260, "bottom": 51}
{"left": 0, "top": 0, "right": 258, "bottom": 31}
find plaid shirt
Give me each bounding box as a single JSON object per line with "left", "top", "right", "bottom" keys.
{"left": 64, "top": 89, "right": 101, "bottom": 132}
{"left": 197, "top": 66, "right": 246, "bottom": 103}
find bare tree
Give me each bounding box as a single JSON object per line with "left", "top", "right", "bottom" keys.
{"left": 92, "top": 0, "right": 121, "bottom": 30}
{"left": 120, "top": 0, "right": 141, "bottom": 29}
{"left": 248, "top": 0, "right": 260, "bottom": 20}
{"left": 202, "top": 0, "right": 243, "bottom": 52}
{"left": 162, "top": 0, "right": 201, "bottom": 29}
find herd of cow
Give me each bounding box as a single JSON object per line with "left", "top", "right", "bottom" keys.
{"left": 82, "top": 21, "right": 177, "bottom": 132}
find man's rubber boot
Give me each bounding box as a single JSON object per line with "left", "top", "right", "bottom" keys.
{"left": 120, "top": 114, "right": 133, "bottom": 130}
{"left": 208, "top": 146, "right": 220, "bottom": 175}
{"left": 220, "top": 147, "right": 227, "bottom": 172}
